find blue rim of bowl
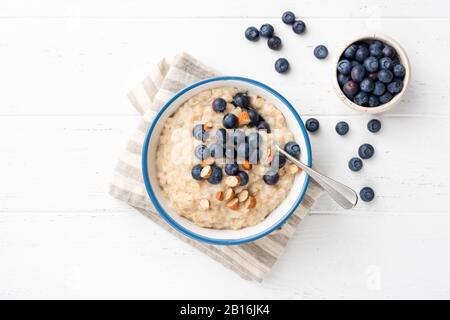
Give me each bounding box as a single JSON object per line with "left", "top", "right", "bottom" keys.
{"left": 142, "top": 76, "right": 312, "bottom": 245}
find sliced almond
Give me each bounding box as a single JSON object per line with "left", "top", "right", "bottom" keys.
{"left": 200, "top": 165, "right": 212, "bottom": 179}
{"left": 203, "top": 121, "right": 213, "bottom": 131}
{"left": 225, "top": 176, "right": 241, "bottom": 188}
{"left": 226, "top": 198, "right": 239, "bottom": 210}
{"left": 244, "top": 196, "right": 256, "bottom": 209}
{"left": 215, "top": 191, "right": 224, "bottom": 201}
{"left": 238, "top": 111, "right": 251, "bottom": 126}
{"left": 223, "top": 188, "right": 235, "bottom": 201}
{"left": 288, "top": 164, "right": 302, "bottom": 174}
{"left": 199, "top": 199, "right": 210, "bottom": 210}
{"left": 242, "top": 160, "right": 252, "bottom": 170}
{"left": 201, "top": 157, "right": 215, "bottom": 166}
{"left": 237, "top": 190, "right": 249, "bottom": 203}
{"left": 231, "top": 107, "right": 243, "bottom": 116}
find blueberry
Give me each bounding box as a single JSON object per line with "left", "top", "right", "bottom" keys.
{"left": 368, "top": 72, "right": 378, "bottom": 81}
{"left": 367, "top": 119, "right": 381, "bottom": 133}
{"left": 382, "top": 45, "right": 396, "bottom": 58}
{"left": 247, "top": 131, "right": 261, "bottom": 148}
{"left": 360, "top": 187, "right": 375, "bottom": 202}
{"left": 343, "top": 44, "right": 358, "bottom": 60}
{"left": 314, "top": 45, "right": 328, "bottom": 59}
{"left": 271, "top": 152, "right": 286, "bottom": 169}
{"left": 194, "top": 144, "right": 210, "bottom": 160}
{"left": 259, "top": 24, "right": 274, "bottom": 38}
{"left": 193, "top": 123, "right": 208, "bottom": 141}
{"left": 284, "top": 141, "right": 301, "bottom": 159}
{"left": 379, "top": 92, "right": 393, "bottom": 104}
{"left": 363, "top": 56, "right": 379, "bottom": 73}
{"left": 337, "top": 59, "right": 352, "bottom": 75}
{"left": 212, "top": 98, "right": 227, "bottom": 112}
{"left": 292, "top": 20, "right": 306, "bottom": 34}
{"left": 247, "top": 108, "right": 260, "bottom": 127}
{"left": 282, "top": 11, "right": 296, "bottom": 25}
{"left": 268, "top": 36, "right": 282, "bottom": 50}
{"left": 215, "top": 128, "right": 228, "bottom": 145}
{"left": 351, "top": 61, "right": 361, "bottom": 67}
{"left": 351, "top": 65, "right": 366, "bottom": 82}
{"left": 225, "top": 145, "right": 236, "bottom": 161}
{"left": 257, "top": 121, "right": 271, "bottom": 133}
{"left": 191, "top": 164, "right": 203, "bottom": 181}
{"left": 210, "top": 143, "right": 224, "bottom": 158}
{"left": 379, "top": 57, "right": 393, "bottom": 70}
{"left": 305, "top": 118, "right": 319, "bottom": 132}
{"left": 370, "top": 40, "right": 383, "bottom": 50}
{"left": 237, "top": 141, "right": 249, "bottom": 160}
{"left": 338, "top": 74, "right": 350, "bottom": 86}
{"left": 358, "top": 143, "right": 375, "bottom": 159}
{"left": 222, "top": 113, "right": 238, "bottom": 129}
{"left": 372, "top": 81, "right": 386, "bottom": 96}
{"left": 387, "top": 79, "right": 403, "bottom": 94}
{"left": 207, "top": 166, "right": 223, "bottom": 184}
{"left": 368, "top": 95, "right": 380, "bottom": 108}
{"left": 353, "top": 91, "right": 369, "bottom": 106}
{"left": 224, "top": 163, "right": 239, "bottom": 176}
{"left": 348, "top": 157, "right": 363, "bottom": 172}
{"left": 335, "top": 121, "right": 349, "bottom": 136}
{"left": 360, "top": 78, "right": 375, "bottom": 92}
{"left": 263, "top": 170, "right": 280, "bottom": 185}
{"left": 232, "top": 129, "right": 245, "bottom": 145}
{"left": 233, "top": 92, "right": 250, "bottom": 108}
{"left": 343, "top": 80, "right": 358, "bottom": 98}
{"left": 275, "top": 58, "right": 290, "bottom": 73}
{"left": 245, "top": 27, "right": 260, "bottom": 41}
{"left": 369, "top": 46, "right": 383, "bottom": 59}
{"left": 378, "top": 69, "right": 394, "bottom": 83}
{"left": 237, "top": 171, "right": 249, "bottom": 186}
{"left": 393, "top": 63, "right": 406, "bottom": 78}
{"left": 355, "top": 46, "right": 369, "bottom": 62}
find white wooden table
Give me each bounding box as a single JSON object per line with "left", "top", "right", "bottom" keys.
{"left": 1, "top": 0, "right": 450, "bottom": 299}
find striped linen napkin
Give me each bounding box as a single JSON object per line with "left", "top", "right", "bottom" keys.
{"left": 109, "top": 52, "right": 324, "bottom": 281}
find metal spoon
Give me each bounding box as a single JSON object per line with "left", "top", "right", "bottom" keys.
{"left": 275, "top": 144, "right": 358, "bottom": 209}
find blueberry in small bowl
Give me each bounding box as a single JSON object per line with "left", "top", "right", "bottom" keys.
{"left": 334, "top": 34, "right": 410, "bottom": 114}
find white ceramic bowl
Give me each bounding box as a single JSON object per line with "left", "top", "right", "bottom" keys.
{"left": 334, "top": 33, "right": 411, "bottom": 114}
{"left": 142, "top": 76, "right": 312, "bottom": 245}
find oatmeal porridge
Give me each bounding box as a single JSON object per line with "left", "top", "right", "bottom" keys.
{"left": 156, "top": 87, "right": 302, "bottom": 230}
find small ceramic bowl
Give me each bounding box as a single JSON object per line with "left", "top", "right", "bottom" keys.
{"left": 142, "top": 76, "right": 312, "bottom": 245}
{"left": 334, "top": 34, "right": 411, "bottom": 114}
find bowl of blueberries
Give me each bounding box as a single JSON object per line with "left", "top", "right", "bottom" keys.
{"left": 335, "top": 34, "right": 410, "bottom": 114}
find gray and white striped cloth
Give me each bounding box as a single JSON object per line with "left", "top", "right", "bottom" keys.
{"left": 109, "top": 52, "right": 324, "bottom": 281}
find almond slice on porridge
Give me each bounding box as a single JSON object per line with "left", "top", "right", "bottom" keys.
{"left": 223, "top": 188, "right": 235, "bottom": 201}
{"left": 226, "top": 198, "right": 239, "bottom": 210}
{"left": 288, "top": 164, "right": 302, "bottom": 174}
{"left": 225, "top": 176, "right": 241, "bottom": 188}
{"left": 199, "top": 199, "right": 210, "bottom": 210}
{"left": 244, "top": 196, "right": 256, "bottom": 209}
{"left": 215, "top": 191, "right": 224, "bottom": 201}
{"left": 237, "top": 190, "right": 249, "bottom": 203}
{"left": 201, "top": 157, "right": 215, "bottom": 166}
{"left": 200, "top": 165, "right": 213, "bottom": 179}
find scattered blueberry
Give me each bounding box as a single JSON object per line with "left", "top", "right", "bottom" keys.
{"left": 191, "top": 164, "right": 203, "bottom": 181}
{"left": 207, "top": 166, "right": 223, "bottom": 184}
{"left": 275, "top": 58, "right": 290, "bottom": 73}
{"left": 292, "top": 20, "right": 306, "bottom": 34}
{"left": 372, "top": 81, "right": 386, "bottom": 96}
{"left": 370, "top": 40, "right": 383, "bottom": 50}
{"left": 348, "top": 157, "right": 363, "bottom": 172}
{"left": 215, "top": 128, "right": 228, "bottom": 145}
{"left": 382, "top": 45, "right": 396, "bottom": 58}
{"left": 212, "top": 98, "right": 227, "bottom": 112}
{"left": 305, "top": 118, "right": 320, "bottom": 132}
{"left": 263, "top": 170, "right": 280, "bottom": 185}
{"left": 363, "top": 57, "right": 379, "bottom": 73}
{"left": 222, "top": 113, "right": 238, "bottom": 129}
{"left": 367, "top": 119, "right": 381, "bottom": 133}
{"left": 351, "top": 65, "right": 366, "bottom": 82}
{"left": 335, "top": 121, "right": 349, "bottom": 136}
{"left": 271, "top": 152, "right": 286, "bottom": 169}
{"left": 233, "top": 92, "right": 250, "bottom": 108}
{"left": 337, "top": 60, "right": 352, "bottom": 75}
{"left": 368, "top": 95, "right": 380, "bottom": 108}
{"left": 247, "top": 108, "right": 260, "bottom": 126}
{"left": 360, "top": 78, "right": 375, "bottom": 92}
{"left": 355, "top": 45, "right": 369, "bottom": 62}
{"left": 353, "top": 91, "right": 369, "bottom": 106}
{"left": 259, "top": 24, "right": 274, "bottom": 38}
{"left": 338, "top": 74, "right": 350, "bottom": 86}
{"left": 268, "top": 36, "right": 282, "bottom": 50}
{"left": 245, "top": 27, "right": 260, "bottom": 41}
{"left": 282, "top": 11, "right": 296, "bottom": 25}
{"left": 378, "top": 69, "right": 394, "bottom": 83}
{"left": 224, "top": 163, "right": 239, "bottom": 176}
{"left": 393, "top": 63, "right": 406, "bottom": 78}
{"left": 343, "top": 44, "right": 358, "bottom": 60}
{"left": 379, "top": 92, "right": 393, "bottom": 104}
{"left": 343, "top": 80, "right": 359, "bottom": 98}
{"left": 257, "top": 121, "right": 271, "bottom": 133}
{"left": 358, "top": 143, "right": 375, "bottom": 159}
{"left": 360, "top": 187, "right": 375, "bottom": 202}
{"left": 237, "top": 171, "right": 249, "bottom": 186}
{"left": 387, "top": 79, "right": 403, "bottom": 94}
{"left": 194, "top": 144, "right": 210, "bottom": 160}
{"left": 369, "top": 46, "right": 383, "bottom": 59}
{"left": 284, "top": 141, "right": 301, "bottom": 158}
{"left": 193, "top": 123, "right": 208, "bottom": 141}
{"left": 210, "top": 143, "right": 224, "bottom": 158}
{"left": 379, "top": 57, "right": 394, "bottom": 70}
{"left": 314, "top": 45, "right": 328, "bottom": 59}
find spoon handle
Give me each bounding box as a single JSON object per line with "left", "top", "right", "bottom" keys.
{"left": 276, "top": 145, "right": 358, "bottom": 210}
